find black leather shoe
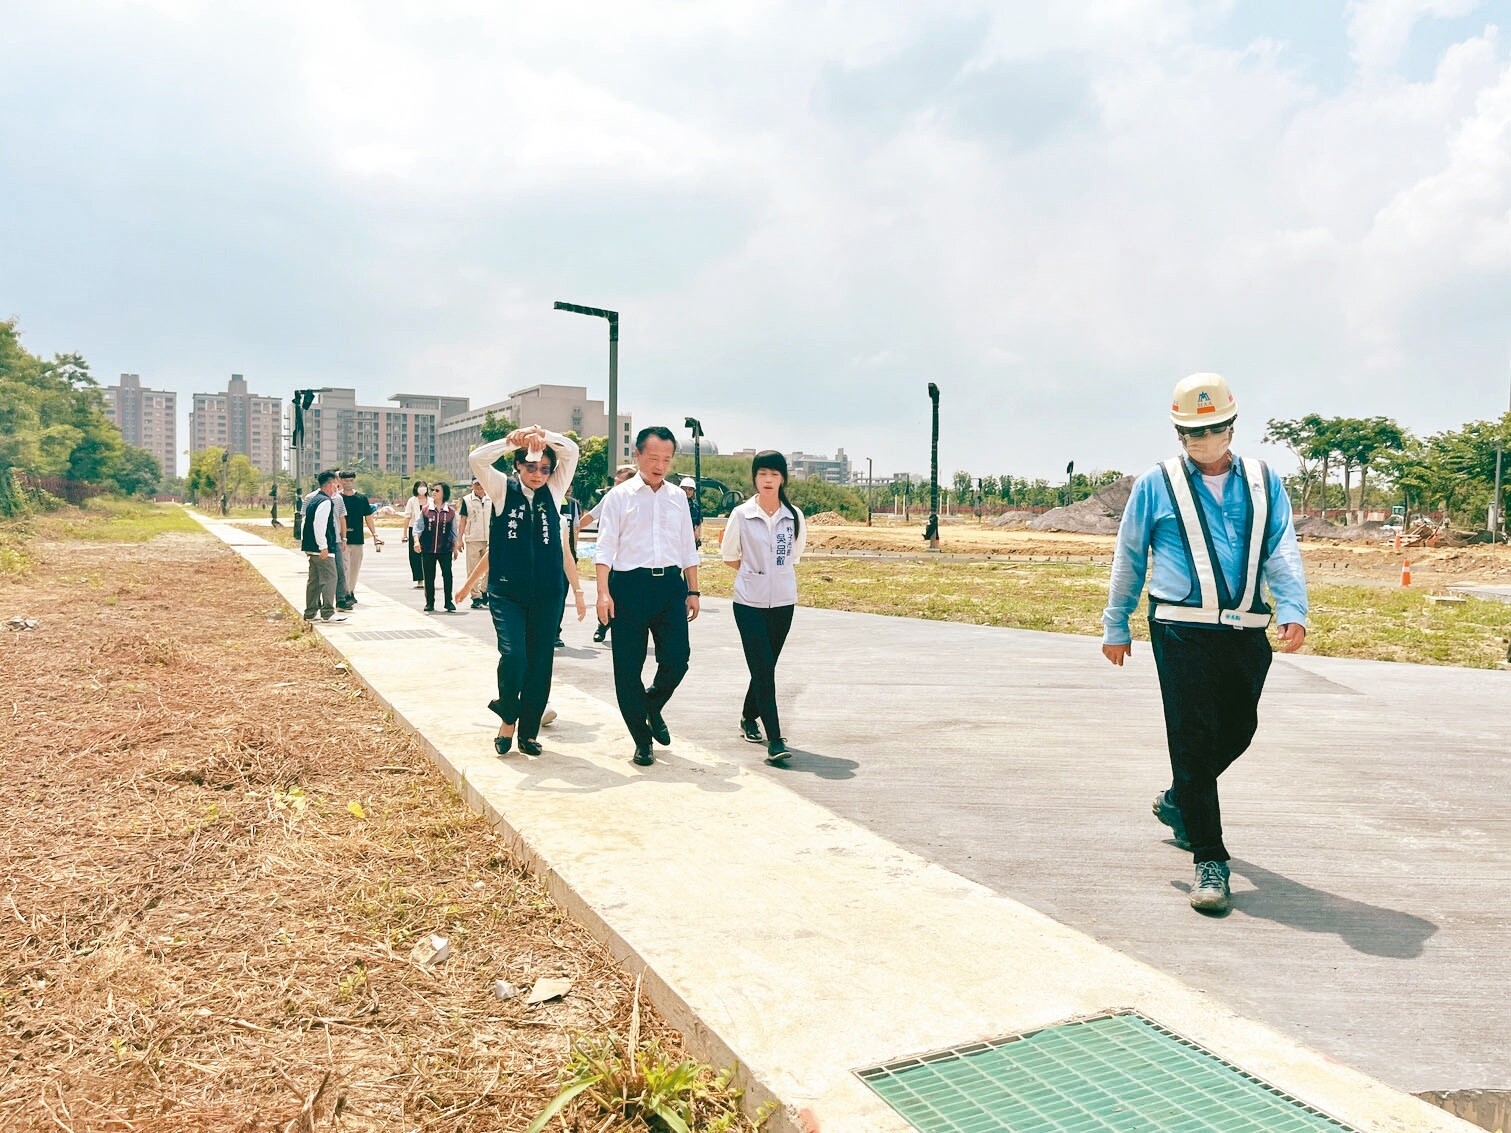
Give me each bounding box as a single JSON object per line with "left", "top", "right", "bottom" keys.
{"left": 517, "top": 737, "right": 542, "bottom": 757}
{"left": 493, "top": 734, "right": 513, "bottom": 755}
{"left": 646, "top": 703, "right": 671, "bottom": 746}
{"left": 592, "top": 624, "right": 608, "bottom": 643}
{"left": 631, "top": 743, "right": 655, "bottom": 766}
{"left": 444, "top": 602, "right": 457, "bottom": 612}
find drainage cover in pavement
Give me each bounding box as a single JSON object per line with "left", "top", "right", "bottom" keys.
{"left": 347, "top": 629, "right": 446, "bottom": 641}
{"left": 856, "top": 1012, "right": 1360, "bottom": 1133}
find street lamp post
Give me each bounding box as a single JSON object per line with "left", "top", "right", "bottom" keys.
{"left": 554, "top": 301, "right": 619, "bottom": 486}
{"left": 684, "top": 416, "right": 703, "bottom": 512}
{"left": 925, "top": 383, "right": 940, "bottom": 550}
{"left": 1065, "top": 460, "right": 1075, "bottom": 508}
{"left": 866, "top": 456, "right": 873, "bottom": 526}
{"left": 219, "top": 450, "right": 229, "bottom": 517}
{"left": 289, "top": 387, "right": 333, "bottom": 539}
{"left": 1492, "top": 355, "right": 1510, "bottom": 540}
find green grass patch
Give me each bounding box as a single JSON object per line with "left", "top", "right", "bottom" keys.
{"left": 2, "top": 499, "right": 203, "bottom": 577}
{"left": 37, "top": 497, "right": 202, "bottom": 543}
{"left": 694, "top": 558, "right": 1511, "bottom": 669}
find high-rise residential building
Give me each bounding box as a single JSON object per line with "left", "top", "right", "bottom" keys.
{"left": 189, "top": 374, "right": 283, "bottom": 473}
{"left": 436, "top": 384, "right": 632, "bottom": 481}
{"left": 287, "top": 389, "right": 463, "bottom": 480}
{"left": 103, "top": 373, "right": 177, "bottom": 477}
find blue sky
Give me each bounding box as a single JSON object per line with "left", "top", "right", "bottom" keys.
{"left": 2, "top": 0, "right": 1508, "bottom": 479}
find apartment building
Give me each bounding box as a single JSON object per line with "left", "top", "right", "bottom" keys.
{"left": 189, "top": 374, "right": 283, "bottom": 473}
{"left": 289, "top": 389, "right": 462, "bottom": 478}
{"left": 102, "top": 373, "right": 178, "bottom": 477}
{"left": 436, "top": 384, "right": 632, "bottom": 481}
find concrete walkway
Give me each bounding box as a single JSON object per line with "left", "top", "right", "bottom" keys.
{"left": 200, "top": 515, "right": 1500, "bottom": 1132}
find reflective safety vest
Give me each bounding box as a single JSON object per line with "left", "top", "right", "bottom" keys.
{"left": 1152, "top": 456, "right": 1273, "bottom": 630}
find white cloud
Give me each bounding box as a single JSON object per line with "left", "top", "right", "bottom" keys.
{"left": 1345, "top": 0, "right": 1483, "bottom": 71}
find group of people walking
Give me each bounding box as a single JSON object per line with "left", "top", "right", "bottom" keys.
{"left": 454, "top": 423, "right": 804, "bottom": 770}
{"left": 300, "top": 469, "right": 383, "bottom": 623}
{"left": 303, "top": 371, "right": 1308, "bottom": 917}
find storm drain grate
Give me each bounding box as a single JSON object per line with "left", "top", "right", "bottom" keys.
{"left": 347, "top": 629, "right": 446, "bottom": 642}
{"left": 857, "top": 1012, "right": 1361, "bottom": 1133}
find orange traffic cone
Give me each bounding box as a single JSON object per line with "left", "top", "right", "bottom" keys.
{"left": 1401, "top": 560, "right": 1412, "bottom": 586}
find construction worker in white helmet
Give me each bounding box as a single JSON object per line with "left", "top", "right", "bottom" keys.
{"left": 1102, "top": 373, "right": 1308, "bottom": 915}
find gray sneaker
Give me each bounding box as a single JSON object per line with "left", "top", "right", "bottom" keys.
{"left": 1152, "top": 789, "right": 1190, "bottom": 849}
{"left": 322, "top": 613, "right": 349, "bottom": 624}
{"left": 1189, "top": 860, "right": 1231, "bottom": 913}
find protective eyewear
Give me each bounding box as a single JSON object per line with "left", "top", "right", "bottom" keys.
{"left": 1177, "top": 423, "right": 1233, "bottom": 439}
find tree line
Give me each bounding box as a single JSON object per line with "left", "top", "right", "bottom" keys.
{"left": 1264, "top": 413, "right": 1510, "bottom": 526}
{"left": 0, "top": 320, "right": 163, "bottom": 517}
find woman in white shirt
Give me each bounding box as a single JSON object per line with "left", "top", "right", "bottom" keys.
{"left": 402, "top": 480, "right": 428, "bottom": 589}
{"left": 720, "top": 450, "right": 806, "bottom": 766}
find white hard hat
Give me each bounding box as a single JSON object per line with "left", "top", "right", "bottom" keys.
{"left": 1169, "top": 372, "right": 1237, "bottom": 428}
{"left": 680, "top": 477, "right": 697, "bottom": 489}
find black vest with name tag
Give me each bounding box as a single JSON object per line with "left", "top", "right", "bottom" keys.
{"left": 488, "top": 477, "right": 564, "bottom": 605}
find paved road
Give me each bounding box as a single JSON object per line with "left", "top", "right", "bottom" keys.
{"left": 351, "top": 540, "right": 1508, "bottom": 1095}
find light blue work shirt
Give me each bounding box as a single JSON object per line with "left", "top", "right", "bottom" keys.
{"left": 1102, "top": 454, "right": 1308, "bottom": 646}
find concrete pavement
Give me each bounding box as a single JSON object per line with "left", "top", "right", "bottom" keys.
{"left": 198, "top": 514, "right": 1500, "bottom": 1132}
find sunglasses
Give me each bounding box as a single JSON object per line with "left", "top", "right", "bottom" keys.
{"left": 1178, "top": 423, "right": 1233, "bottom": 439}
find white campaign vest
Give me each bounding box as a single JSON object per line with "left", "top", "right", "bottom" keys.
{"left": 732, "top": 505, "right": 800, "bottom": 608}
{"left": 1152, "top": 456, "right": 1273, "bottom": 630}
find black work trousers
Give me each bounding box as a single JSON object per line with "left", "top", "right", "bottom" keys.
{"left": 607, "top": 570, "right": 690, "bottom": 745}
{"left": 409, "top": 542, "right": 424, "bottom": 583}
{"left": 421, "top": 551, "right": 454, "bottom": 608}
{"left": 733, "top": 603, "right": 794, "bottom": 742}
{"left": 1148, "top": 619, "right": 1273, "bottom": 863}
{"left": 488, "top": 588, "right": 563, "bottom": 739}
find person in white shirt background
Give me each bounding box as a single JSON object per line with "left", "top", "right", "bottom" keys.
{"left": 721, "top": 450, "right": 806, "bottom": 766}
{"left": 593, "top": 426, "right": 700, "bottom": 767}
{"left": 581, "top": 464, "right": 636, "bottom": 644}
{"left": 402, "top": 480, "right": 428, "bottom": 589}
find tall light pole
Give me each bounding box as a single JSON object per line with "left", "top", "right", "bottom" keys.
{"left": 684, "top": 416, "right": 703, "bottom": 511}
{"left": 554, "top": 301, "right": 619, "bottom": 486}
{"left": 289, "top": 387, "right": 333, "bottom": 539}
{"left": 1492, "top": 353, "right": 1510, "bottom": 540}
{"left": 925, "top": 383, "right": 940, "bottom": 550}
{"left": 866, "top": 456, "right": 873, "bottom": 526}
{"left": 1065, "top": 459, "right": 1075, "bottom": 508}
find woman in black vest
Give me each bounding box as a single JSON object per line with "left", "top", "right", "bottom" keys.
{"left": 467, "top": 426, "right": 584, "bottom": 755}
{"left": 413, "top": 483, "right": 460, "bottom": 612}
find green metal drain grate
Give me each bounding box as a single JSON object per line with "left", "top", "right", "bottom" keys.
{"left": 857, "top": 1012, "right": 1362, "bottom": 1132}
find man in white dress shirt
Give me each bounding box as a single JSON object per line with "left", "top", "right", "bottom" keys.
{"left": 593, "top": 425, "right": 701, "bottom": 766}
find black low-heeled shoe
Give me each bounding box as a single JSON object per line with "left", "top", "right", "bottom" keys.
{"left": 493, "top": 734, "right": 513, "bottom": 755}
{"left": 517, "top": 737, "right": 542, "bottom": 757}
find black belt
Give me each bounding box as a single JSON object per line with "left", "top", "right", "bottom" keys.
{"left": 614, "top": 566, "right": 683, "bottom": 578}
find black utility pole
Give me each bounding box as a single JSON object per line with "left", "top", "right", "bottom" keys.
{"left": 1065, "top": 459, "right": 1075, "bottom": 508}
{"left": 684, "top": 417, "right": 703, "bottom": 503}
{"left": 925, "top": 382, "right": 940, "bottom": 550}
{"left": 554, "top": 302, "right": 619, "bottom": 487}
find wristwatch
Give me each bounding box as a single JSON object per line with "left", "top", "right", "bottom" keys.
{"left": 687, "top": 590, "right": 701, "bottom": 596}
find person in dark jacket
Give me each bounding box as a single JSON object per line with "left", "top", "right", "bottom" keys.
{"left": 467, "top": 425, "right": 585, "bottom": 755}
{"left": 413, "top": 483, "right": 460, "bottom": 613}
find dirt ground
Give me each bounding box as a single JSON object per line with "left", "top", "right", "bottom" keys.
{"left": 787, "top": 517, "right": 1511, "bottom": 588}
{"left": 0, "top": 532, "right": 680, "bottom": 1131}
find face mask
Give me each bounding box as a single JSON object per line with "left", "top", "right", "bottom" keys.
{"left": 1183, "top": 433, "right": 1231, "bottom": 464}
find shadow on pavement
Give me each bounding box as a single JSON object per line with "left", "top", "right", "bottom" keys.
{"left": 1227, "top": 859, "right": 1439, "bottom": 958}
{"left": 776, "top": 748, "right": 860, "bottom": 781}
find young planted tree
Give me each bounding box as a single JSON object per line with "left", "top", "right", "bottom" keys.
{"left": 1332, "top": 417, "right": 1406, "bottom": 523}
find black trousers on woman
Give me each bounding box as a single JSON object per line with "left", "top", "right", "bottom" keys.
{"left": 421, "top": 551, "right": 454, "bottom": 609}
{"left": 408, "top": 541, "right": 424, "bottom": 583}
{"left": 488, "top": 588, "right": 563, "bottom": 739}
{"left": 732, "top": 603, "right": 795, "bottom": 743}
{"left": 1147, "top": 619, "right": 1272, "bottom": 864}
